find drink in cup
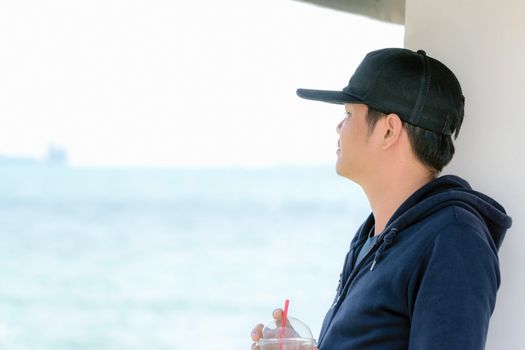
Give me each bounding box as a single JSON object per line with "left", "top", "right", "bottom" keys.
{"left": 257, "top": 315, "right": 317, "bottom": 350}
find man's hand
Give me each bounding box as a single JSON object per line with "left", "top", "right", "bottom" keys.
{"left": 250, "top": 309, "right": 318, "bottom": 350}
{"left": 251, "top": 309, "right": 281, "bottom": 350}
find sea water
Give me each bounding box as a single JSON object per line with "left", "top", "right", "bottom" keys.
{"left": 0, "top": 165, "right": 369, "bottom": 350}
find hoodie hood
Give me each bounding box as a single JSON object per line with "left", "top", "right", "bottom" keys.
{"left": 317, "top": 174, "right": 512, "bottom": 349}
{"left": 364, "top": 175, "right": 512, "bottom": 271}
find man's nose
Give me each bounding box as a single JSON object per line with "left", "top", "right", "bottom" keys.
{"left": 336, "top": 119, "right": 344, "bottom": 134}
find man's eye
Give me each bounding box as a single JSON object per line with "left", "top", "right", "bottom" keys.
{"left": 345, "top": 112, "right": 352, "bottom": 118}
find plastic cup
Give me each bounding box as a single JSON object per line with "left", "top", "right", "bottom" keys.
{"left": 257, "top": 316, "right": 316, "bottom": 350}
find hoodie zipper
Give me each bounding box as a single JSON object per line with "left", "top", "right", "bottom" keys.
{"left": 318, "top": 237, "right": 383, "bottom": 346}
{"left": 337, "top": 239, "right": 380, "bottom": 304}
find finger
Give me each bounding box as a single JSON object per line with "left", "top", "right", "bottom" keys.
{"left": 272, "top": 308, "right": 283, "bottom": 321}
{"left": 273, "top": 308, "right": 284, "bottom": 327}
{"left": 251, "top": 342, "right": 260, "bottom": 350}
{"left": 251, "top": 323, "right": 264, "bottom": 341}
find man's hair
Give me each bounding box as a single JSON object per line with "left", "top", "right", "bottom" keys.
{"left": 366, "top": 100, "right": 464, "bottom": 175}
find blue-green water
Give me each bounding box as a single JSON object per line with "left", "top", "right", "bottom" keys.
{"left": 0, "top": 165, "right": 369, "bottom": 350}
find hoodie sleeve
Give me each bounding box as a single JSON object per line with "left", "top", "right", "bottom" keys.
{"left": 408, "top": 211, "right": 500, "bottom": 350}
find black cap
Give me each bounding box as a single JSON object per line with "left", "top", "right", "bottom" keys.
{"left": 296, "top": 48, "right": 464, "bottom": 135}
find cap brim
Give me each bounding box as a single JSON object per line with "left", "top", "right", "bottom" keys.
{"left": 296, "top": 88, "right": 363, "bottom": 105}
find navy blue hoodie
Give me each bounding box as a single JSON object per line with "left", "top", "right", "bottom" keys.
{"left": 318, "top": 175, "right": 512, "bottom": 350}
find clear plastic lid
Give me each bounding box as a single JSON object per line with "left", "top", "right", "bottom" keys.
{"left": 258, "top": 316, "right": 316, "bottom": 350}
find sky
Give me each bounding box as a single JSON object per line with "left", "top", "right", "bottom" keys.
{"left": 0, "top": 0, "right": 403, "bottom": 167}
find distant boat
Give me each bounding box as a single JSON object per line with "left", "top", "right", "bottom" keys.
{"left": 0, "top": 145, "right": 68, "bottom": 166}
{"left": 45, "top": 145, "right": 68, "bottom": 165}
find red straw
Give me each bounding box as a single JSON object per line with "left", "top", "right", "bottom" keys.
{"left": 280, "top": 299, "right": 290, "bottom": 350}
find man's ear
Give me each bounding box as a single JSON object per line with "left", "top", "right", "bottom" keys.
{"left": 381, "top": 113, "right": 403, "bottom": 149}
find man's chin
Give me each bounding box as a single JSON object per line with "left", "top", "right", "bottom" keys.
{"left": 335, "top": 161, "right": 345, "bottom": 177}
{"left": 335, "top": 161, "right": 355, "bottom": 182}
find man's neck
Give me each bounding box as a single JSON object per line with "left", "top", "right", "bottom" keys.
{"left": 362, "top": 171, "right": 435, "bottom": 236}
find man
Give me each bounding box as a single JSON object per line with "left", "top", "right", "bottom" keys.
{"left": 250, "top": 48, "right": 512, "bottom": 349}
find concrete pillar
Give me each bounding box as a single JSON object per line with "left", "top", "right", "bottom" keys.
{"left": 405, "top": 0, "right": 525, "bottom": 348}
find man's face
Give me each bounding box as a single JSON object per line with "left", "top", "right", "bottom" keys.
{"left": 335, "top": 103, "right": 375, "bottom": 182}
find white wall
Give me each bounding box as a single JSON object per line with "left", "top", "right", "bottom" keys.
{"left": 404, "top": 0, "right": 525, "bottom": 348}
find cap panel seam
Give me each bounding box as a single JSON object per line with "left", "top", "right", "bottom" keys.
{"left": 410, "top": 53, "right": 432, "bottom": 126}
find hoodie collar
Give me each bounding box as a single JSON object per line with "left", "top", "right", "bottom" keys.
{"left": 364, "top": 175, "right": 512, "bottom": 270}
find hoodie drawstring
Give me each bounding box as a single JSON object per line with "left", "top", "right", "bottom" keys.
{"left": 370, "top": 228, "right": 399, "bottom": 271}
